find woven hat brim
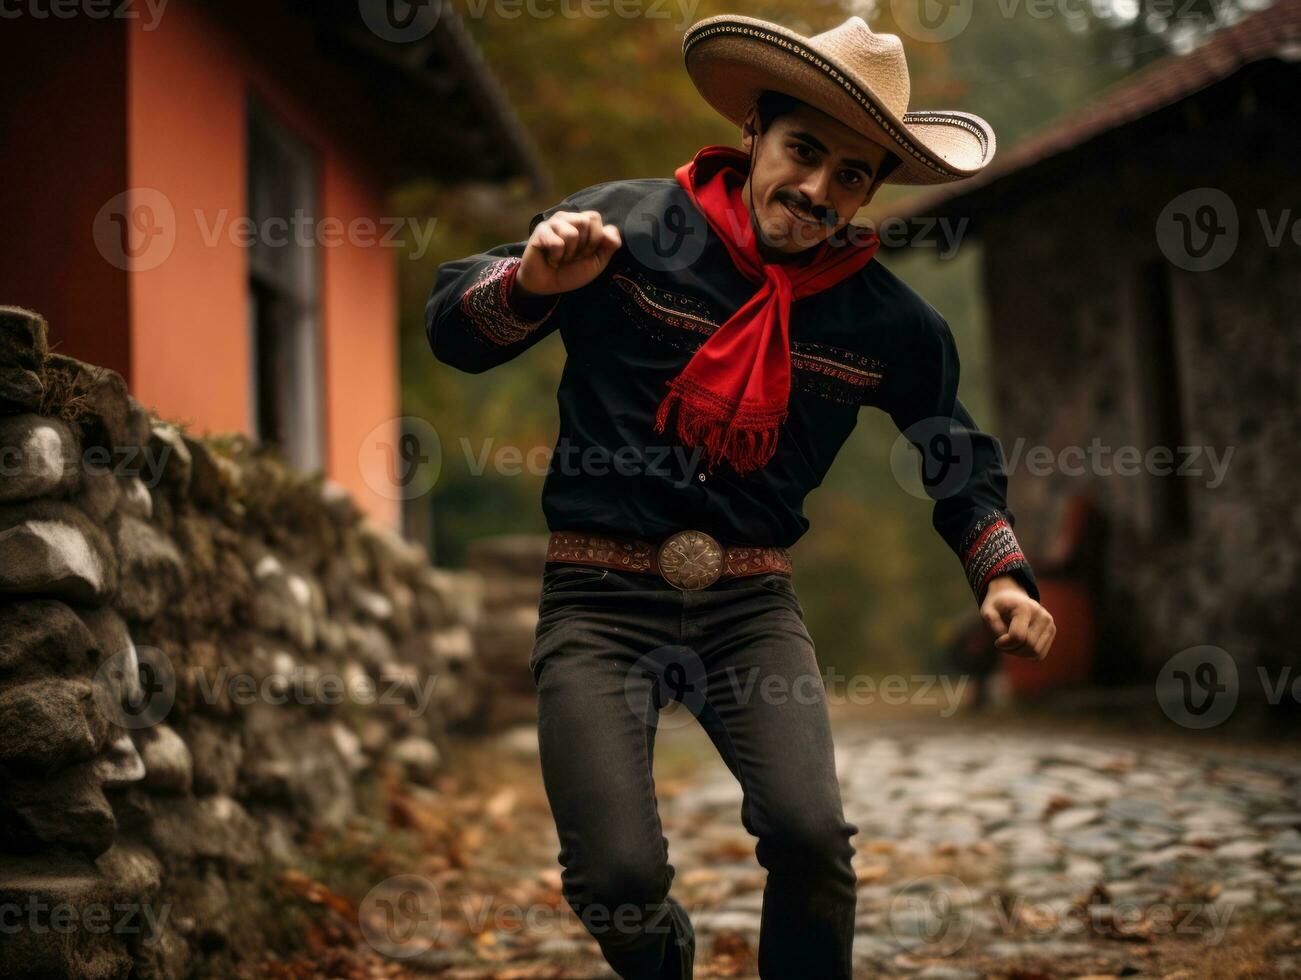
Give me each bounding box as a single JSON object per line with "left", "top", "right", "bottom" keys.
{"left": 684, "top": 17, "right": 996, "bottom": 186}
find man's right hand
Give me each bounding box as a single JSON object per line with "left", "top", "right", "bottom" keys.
{"left": 516, "top": 210, "right": 622, "bottom": 299}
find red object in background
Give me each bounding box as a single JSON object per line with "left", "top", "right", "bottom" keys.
{"left": 1002, "top": 578, "right": 1096, "bottom": 696}
{"left": 1001, "top": 493, "right": 1105, "bottom": 698}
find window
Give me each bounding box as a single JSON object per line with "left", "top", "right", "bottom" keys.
{"left": 247, "top": 97, "right": 322, "bottom": 472}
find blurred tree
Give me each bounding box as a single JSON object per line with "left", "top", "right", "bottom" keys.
{"left": 1091, "top": 0, "right": 1275, "bottom": 64}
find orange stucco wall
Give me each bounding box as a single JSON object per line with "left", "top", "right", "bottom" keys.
{"left": 125, "top": 6, "right": 399, "bottom": 528}
{"left": 127, "top": 8, "right": 248, "bottom": 437}
{"left": 319, "top": 159, "right": 400, "bottom": 530}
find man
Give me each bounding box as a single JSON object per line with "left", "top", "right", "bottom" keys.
{"left": 426, "top": 14, "right": 1055, "bottom": 978}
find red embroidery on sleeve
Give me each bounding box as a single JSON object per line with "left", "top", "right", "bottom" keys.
{"left": 461, "top": 257, "right": 557, "bottom": 346}
{"left": 960, "top": 513, "right": 1029, "bottom": 598}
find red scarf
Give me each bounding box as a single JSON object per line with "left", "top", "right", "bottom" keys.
{"left": 653, "top": 144, "right": 882, "bottom": 475}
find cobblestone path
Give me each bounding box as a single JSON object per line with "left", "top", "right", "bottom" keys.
{"left": 367, "top": 711, "right": 1301, "bottom": 979}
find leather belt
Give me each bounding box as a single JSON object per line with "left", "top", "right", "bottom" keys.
{"left": 546, "top": 529, "right": 792, "bottom": 591}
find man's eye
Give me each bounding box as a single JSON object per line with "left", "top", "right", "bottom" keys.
{"left": 841, "top": 171, "right": 864, "bottom": 187}
{"left": 792, "top": 144, "right": 814, "bottom": 160}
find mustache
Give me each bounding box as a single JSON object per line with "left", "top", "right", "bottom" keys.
{"left": 776, "top": 192, "right": 838, "bottom": 228}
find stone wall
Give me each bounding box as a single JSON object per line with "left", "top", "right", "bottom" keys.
{"left": 464, "top": 535, "right": 553, "bottom": 731}
{"left": 0, "top": 307, "right": 498, "bottom": 977}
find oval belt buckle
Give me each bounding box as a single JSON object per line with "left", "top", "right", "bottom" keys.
{"left": 657, "top": 529, "right": 724, "bottom": 591}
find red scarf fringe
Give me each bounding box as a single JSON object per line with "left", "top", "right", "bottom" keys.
{"left": 654, "top": 376, "right": 786, "bottom": 475}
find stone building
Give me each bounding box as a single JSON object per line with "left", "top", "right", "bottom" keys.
{"left": 876, "top": 0, "right": 1301, "bottom": 684}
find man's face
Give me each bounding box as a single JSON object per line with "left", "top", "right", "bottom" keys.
{"left": 740, "top": 102, "right": 890, "bottom": 259}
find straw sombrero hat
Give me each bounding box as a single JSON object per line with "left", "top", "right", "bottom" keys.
{"left": 683, "top": 14, "right": 996, "bottom": 186}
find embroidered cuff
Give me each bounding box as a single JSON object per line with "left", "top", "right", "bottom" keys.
{"left": 960, "top": 512, "right": 1032, "bottom": 603}
{"left": 460, "top": 256, "right": 560, "bottom": 346}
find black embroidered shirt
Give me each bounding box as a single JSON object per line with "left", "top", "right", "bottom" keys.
{"left": 425, "top": 177, "right": 1038, "bottom": 605}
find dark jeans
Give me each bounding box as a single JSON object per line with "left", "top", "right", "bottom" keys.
{"left": 529, "top": 562, "right": 859, "bottom": 979}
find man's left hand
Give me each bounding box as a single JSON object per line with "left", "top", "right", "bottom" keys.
{"left": 980, "top": 575, "right": 1055, "bottom": 661}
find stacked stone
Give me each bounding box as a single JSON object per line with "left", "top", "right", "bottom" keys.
{"left": 464, "top": 534, "right": 550, "bottom": 731}
{"left": 0, "top": 307, "right": 485, "bottom": 978}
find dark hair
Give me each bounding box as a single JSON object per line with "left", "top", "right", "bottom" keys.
{"left": 753, "top": 88, "right": 902, "bottom": 184}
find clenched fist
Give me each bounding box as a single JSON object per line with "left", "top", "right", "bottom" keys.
{"left": 981, "top": 575, "right": 1056, "bottom": 661}
{"left": 515, "top": 209, "right": 623, "bottom": 300}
